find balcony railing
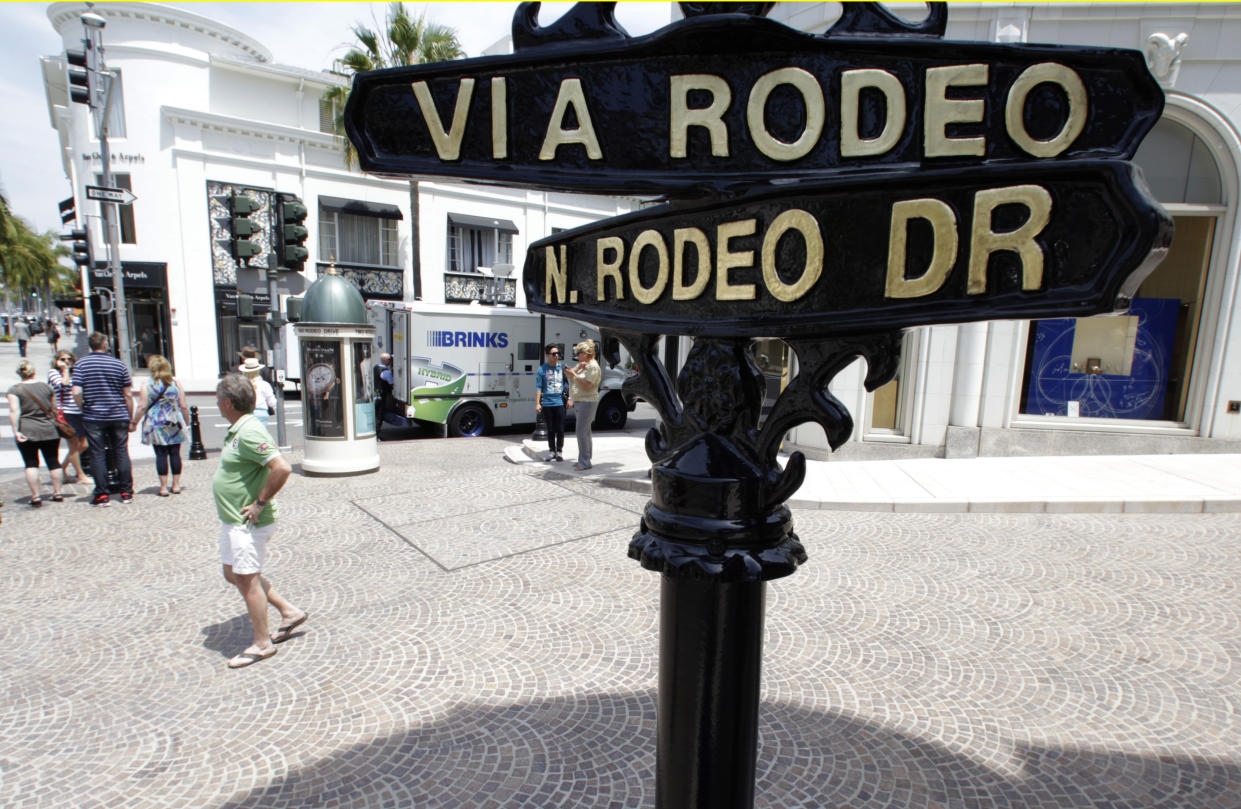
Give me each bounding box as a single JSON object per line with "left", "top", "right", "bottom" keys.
{"left": 444, "top": 271, "right": 517, "bottom": 306}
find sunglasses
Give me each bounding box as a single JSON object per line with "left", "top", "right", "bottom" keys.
{"left": 548, "top": 351, "right": 560, "bottom": 356}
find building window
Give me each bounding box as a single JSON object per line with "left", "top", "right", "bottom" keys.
{"left": 95, "top": 172, "right": 136, "bottom": 244}
{"left": 318, "top": 96, "right": 337, "bottom": 135}
{"left": 318, "top": 209, "right": 399, "bottom": 267}
{"left": 1018, "top": 117, "right": 1224, "bottom": 425}
{"left": 446, "top": 213, "right": 517, "bottom": 273}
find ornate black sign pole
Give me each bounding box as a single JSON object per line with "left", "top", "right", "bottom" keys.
{"left": 346, "top": 3, "right": 1171, "bottom": 806}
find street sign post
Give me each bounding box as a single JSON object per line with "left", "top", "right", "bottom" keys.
{"left": 347, "top": 4, "right": 1172, "bottom": 807}
{"left": 84, "top": 184, "right": 137, "bottom": 205}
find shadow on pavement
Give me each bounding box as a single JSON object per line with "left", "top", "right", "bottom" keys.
{"left": 217, "top": 690, "right": 1239, "bottom": 808}
{"left": 200, "top": 614, "right": 255, "bottom": 659}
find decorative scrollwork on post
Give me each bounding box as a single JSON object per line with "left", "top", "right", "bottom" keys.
{"left": 606, "top": 329, "right": 902, "bottom": 584}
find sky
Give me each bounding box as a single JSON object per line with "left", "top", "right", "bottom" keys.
{"left": 0, "top": 1, "right": 676, "bottom": 237}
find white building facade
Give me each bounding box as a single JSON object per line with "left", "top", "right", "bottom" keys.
{"left": 40, "top": 2, "right": 636, "bottom": 392}
{"left": 745, "top": 2, "right": 1241, "bottom": 458}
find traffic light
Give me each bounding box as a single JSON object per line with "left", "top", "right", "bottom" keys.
{"left": 229, "top": 193, "right": 262, "bottom": 262}
{"left": 66, "top": 43, "right": 94, "bottom": 107}
{"left": 275, "top": 194, "right": 309, "bottom": 271}
{"left": 59, "top": 197, "right": 77, "bottom": 225}
{"left": 69, "top": 228, "right": 93, "bottom": 268}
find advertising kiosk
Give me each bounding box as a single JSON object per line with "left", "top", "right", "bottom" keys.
{"left": 294, "top": 266, "right": 380, "bottom": 475}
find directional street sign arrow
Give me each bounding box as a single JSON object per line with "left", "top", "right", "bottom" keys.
{"left": 85, "top": 184, "right": 136, "bottom": 205}
{"left": 523, "top": 160, "right": 1172, "bottom": 338}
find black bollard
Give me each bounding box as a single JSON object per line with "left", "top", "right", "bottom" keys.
{"left": 188, "top": 404, "right": 208, "bottom": 460}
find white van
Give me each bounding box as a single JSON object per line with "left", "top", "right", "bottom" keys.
{"left": 366, "top": 301, "right": 636, "bottom": 437}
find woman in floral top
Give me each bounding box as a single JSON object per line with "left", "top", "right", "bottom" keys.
{"left": 136, "top": 355, "right": 191, "bottom": 496}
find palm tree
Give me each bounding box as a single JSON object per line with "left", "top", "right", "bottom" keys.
{"left": 324, "top": 3, "right": 465, "bottom": 301}
{"left": 0, "top": 212, "right": 76, "bottom": 318}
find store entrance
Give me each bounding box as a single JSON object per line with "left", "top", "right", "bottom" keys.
{"left": 129, "top": 299, "right": 171, "bottom": 369}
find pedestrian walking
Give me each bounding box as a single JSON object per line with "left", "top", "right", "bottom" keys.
{"left": 72, "top": 332, "right": 135, "bottom": 507}
{"left": 373, "top": 352, "right": 393, "bottom": 434}
{"left": 13, "top": 318, "right": 30, "bottom": 358}
{"left": 47, "top": 321, "right": 60, "bottom": 352}
{"left": 239, "top": 357, "right": 277, "bottom": 427}
{"left": 48, "top": 350, "right": 87, "bottom": 482}
{"left": 137, "top": 355, "right": 190, "bottom": 497}
{"left": 535, "top": 343, "right": 568, "bottom": 461}
{"left": 213, "top": 373, "right": 306, "bottom": 669}
{"left": 7, "top": 360, "right": 65, "bottom": 506}
{"left": 564, "top": 340, "right": 601, "bottom": 471}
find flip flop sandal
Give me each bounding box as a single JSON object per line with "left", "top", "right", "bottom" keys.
{"left": 228, "top": 646, "right": 277, "bottom": 669}
{"left": 158, "top": 491, "right": 170, "bottom": 497}
{"left": 50, "top": 494, "right": 64, "bottom": 503}
{"left": 170, "top": 488, "right": 183, "bottom": 495}
{"left": 29, "top": 498, "right": 42, "bottom": 508}
{"left": 272, "top": 612, "right": 309, "bottom": 644}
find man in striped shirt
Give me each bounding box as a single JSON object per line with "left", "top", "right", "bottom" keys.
{"left": 72, "top": 332, "right": 136, "bottom": 506}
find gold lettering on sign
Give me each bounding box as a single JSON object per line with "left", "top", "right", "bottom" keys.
{"left": 761, "top": 209, "right": 823, "bottom": 302}
{"left": 716, "top": 219, "right": 757, "bottom": 301}
{"left": 544, "top": 244, "right": 569, "bottom": 304}
{"left": 885, "top": 199, "right": 958, "bottom": 299}
{"left": 411, "top": 78, "right": 475, "bottom": 161}
{"left": 597, "top": 237, "right": 625, "bottom": 300}
{"left": 669, "top": 74, "right": 732, "bottom": 158}
{"left": 629, "top": 230, "right": 670, "bottom": 304}
{"left": 673, "top": 227, "right": 711, "bottom": 300}
{"left": 840, "top": 69, "right": 906, "bottom": 158}
{"left": 540, "top": 78, "right": 603, "bottom": 161}
{"left": 968, "top": 184, "right": 1053, "bottom": 294}
{"left": 924, "top": 64, "right": 988, "bottom": 157}
{"left": 747, "top": 67, "right": 825, "bottom": 161}
{"left": 1005, "top": 63, "right": 1087, "bottom": 158}
{"left": 491, "top": 77, "right": 508, "bottom": 159}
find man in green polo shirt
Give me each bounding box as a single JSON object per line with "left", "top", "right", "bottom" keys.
{"left": 213, "top": 374, "right": 307, "bottom": 669}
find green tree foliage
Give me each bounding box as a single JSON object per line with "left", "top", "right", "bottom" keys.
{"left": 0, "top": 193, "right": 78, "bottom": 314}
{"left": 323, "top": 2, "right": 465, "bottom": 168}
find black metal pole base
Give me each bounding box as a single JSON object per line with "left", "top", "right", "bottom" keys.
{"left": 188, "top": 405, "right": 208, "bottom": 460}
{"left": 658, "top": 576, "right": 766, "bottom": 809}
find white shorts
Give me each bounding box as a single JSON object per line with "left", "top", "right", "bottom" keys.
{"left": 219, "top": 521, "right": 276, "bottom": 575}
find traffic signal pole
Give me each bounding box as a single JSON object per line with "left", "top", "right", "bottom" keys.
{"left": 78, "top": 12, "right": 132, "bottom": 368}
{"left": 268, "top": 271, "right": 288, "bottom": 449}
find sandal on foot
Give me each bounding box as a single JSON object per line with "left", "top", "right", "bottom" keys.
{"left": 170, "top": 487, "right": 183, "bottom": 495}
{"left": 29, "top": 497, "right": 42, "bottom": 508}
{"left": 228, "top": 645, "right": 277, "bottom": 669}
{"left": 158, "top": 490, "right": 170, "bottom": 497}
{"left": 50, "top": 494, "right": 64, "bottom": 503}
{"left": 271, "top": 612, "right": 309, "bottom": 644}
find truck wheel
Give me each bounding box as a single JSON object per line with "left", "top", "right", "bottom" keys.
{"left": 593, "top": 394, "right": 628, "bottom": 430}
{"left": 448, "top": 403, "right": 489, "bottom": 437}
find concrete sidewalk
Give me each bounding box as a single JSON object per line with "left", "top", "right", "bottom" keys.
{"left": 506, "top": 434, "right": 1241, "bottom": 514}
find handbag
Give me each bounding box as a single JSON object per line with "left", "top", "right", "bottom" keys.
{"left": 17, "top": 386, "right": 74, "bottom": 438}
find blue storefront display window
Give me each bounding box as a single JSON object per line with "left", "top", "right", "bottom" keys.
{"left": 1023, "top": 298, "right": 1181, "bottom": 420}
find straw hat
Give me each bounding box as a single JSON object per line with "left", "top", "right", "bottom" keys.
{"left": 239, "top": 357, "right": 265, "bottom": 374}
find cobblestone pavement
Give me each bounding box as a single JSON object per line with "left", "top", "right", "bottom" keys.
{"left": 1, "top": 436, "right": 1240, "bottom": 808}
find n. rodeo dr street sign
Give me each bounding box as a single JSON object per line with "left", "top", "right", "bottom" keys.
{"left": 345, "top": 11, "right": 1164, "bottom": 196}
{"left": 523, "top": 160, "right": 1171, "bottom": 338}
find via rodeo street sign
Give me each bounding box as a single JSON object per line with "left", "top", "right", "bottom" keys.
{"left": 347, "top": 4, "right": 1171, "bottom": 808}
